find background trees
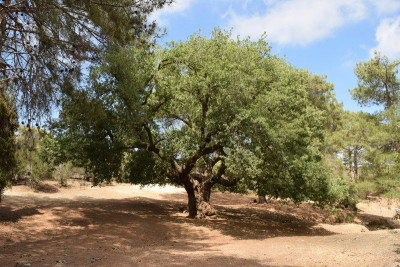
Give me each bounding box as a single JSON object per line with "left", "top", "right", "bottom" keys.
{"left": 325, "top": 52, "right": 400, "bottom": 199}
{"left": 351, "top": 52, "right": 400, "bottom": 109}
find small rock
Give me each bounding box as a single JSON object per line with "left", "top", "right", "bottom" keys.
{"left": 91, "top": 257, "right": 101, "bottom": 263}
{"left": 178, "top": 206, "right": 187, "bottom": 213}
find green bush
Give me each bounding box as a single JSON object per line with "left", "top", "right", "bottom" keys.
{"left": 53, "top": 163, "right": 74, "bottom": 187}
{"left": 352, "top": 175, "right": 400, "bottom": 200}
{"left": 352, "top": 181, "right": 377, "bottom": 199}
{"left": 381, "top": 189, "right": 400, "bottom": 199}
{"left": 375, "top": 176, "right": 400, "bottom": 195}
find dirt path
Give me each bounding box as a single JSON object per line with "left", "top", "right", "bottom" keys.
{"left": 1, "top": 181, "right": 399, "bottom": 266}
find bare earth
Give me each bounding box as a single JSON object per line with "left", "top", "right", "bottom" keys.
{"left": 1, "top": 181, "right": 399, "bottom": 267}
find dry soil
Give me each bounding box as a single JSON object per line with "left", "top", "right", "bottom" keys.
{"left": 1, "top": 181, "right": 399, "bottom": 266}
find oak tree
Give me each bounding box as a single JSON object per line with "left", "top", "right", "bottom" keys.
{"left": 53, "top": 29, "right": 347, "bottom": 217}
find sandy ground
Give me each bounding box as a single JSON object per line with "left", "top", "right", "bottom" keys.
{"left": 0, "top": 180, "right": 399, "bottom": 267}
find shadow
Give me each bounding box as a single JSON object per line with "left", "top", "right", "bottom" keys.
{"left": 3, "top": 186, "right": 400, "bottom": 266}
{"left": 0, "top": 206, "right": 42, "bottom": 223}
{"left": 357, "top": 213, "right": 400, "bottom": 230}
{"left": 161, "top": 191, "right": 334, "bottom": 239}
{"left": 187, "top": 205, "right": 333, "bottom": 239}
{"left": 34, "top": 183, "right": 59, "bottom": 193}
{"left": 393, "top": 243, "right": 400, "bottom": 254}
{"left": 0, "top": 185, "right": 342, "bottom": 267}
{"left": 0, "top": 196, "right": 275, "bottom": 266}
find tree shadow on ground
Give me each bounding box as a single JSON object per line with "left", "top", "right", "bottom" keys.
{"left": 0, "top": 196, "right": 282, "bottom": 266}
{"left": 160, "top": 191, "right": 334, "bottom": 239}
{"left": 193, "top": 205, "right": 333, "bottom": 239}
{"left": 356, "top": 212, "right": 400, "bottom": 230}
{"left": 0, "top": 206, "right": 42, "bottom": 223}
{"left": 34, "top": 182, "right": 59, "bottom": 193}
{"left": 395, "top": 244, "right": 400, "bottom": 254}
{"left": 3, "top": 189, "right": 400, "bottom": 266}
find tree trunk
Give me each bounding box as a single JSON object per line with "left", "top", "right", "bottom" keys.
{"left": 354, "top": 146, "right": 358, "bottom": 179}
{"left": 258, "top": 195, "right": 267, "bottom": 204}
{"left": 195, "top": 180, "right": 216, "bottom": 217}
{"left": 348, "top": 147, "right": 355, "bottom": 183}
{"left": 182, "top": 177, "right": 216, "bottom": 218}
{"left": 183, "top": 182, "right": 197, "bottom": 218}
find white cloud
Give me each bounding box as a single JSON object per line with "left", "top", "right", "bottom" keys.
{"left": 228, "top": 0, "right": 367, "bottom": 45}
{"left": 369, "top": 0, "right": 400, "bottom": 15}
{"left": 150, "top": 0, "right": 195, "bottom": 25}
{"left": 371, "top": 16, "right": 400, "bottom": 59}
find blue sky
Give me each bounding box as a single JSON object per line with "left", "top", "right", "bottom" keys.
{"left": 150, "top": 0, "right": 400, "bottom": 112}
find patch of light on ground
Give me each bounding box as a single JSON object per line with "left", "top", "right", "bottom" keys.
{"left": 131, "top": 184, "right": 185, "bottom": 193}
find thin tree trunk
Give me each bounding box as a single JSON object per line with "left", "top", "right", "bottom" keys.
{"left": 0, "top": 0, "right": 10, "bottom": 52}
{"left": 258, "top": 195, "right": 267, "bottom": 204}
{"left": 354, "top": 146, "right": 358, "bottom": 179}
{"left": 201, "top": 180, "right": 212, "bottom": 202}
{"left": 348, "top": 147, "right": 355, "bottom": 182}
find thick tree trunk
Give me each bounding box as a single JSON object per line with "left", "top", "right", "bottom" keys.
{"left": 195, "top": 180, "right": 216, "bottom": 217}
{"left": 183, "top": 182, "right": 197, "bottom": 218}
{"left": 182, "top": 177, "right": 216, "bottom": 218}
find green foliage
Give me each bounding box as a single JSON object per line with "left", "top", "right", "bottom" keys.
{"left": 351, "top": 52, "right": 400, "bottom": 109}
{"left": 1, "top": 0, "right": 170, "bottom": 115}
{"left": 15, "top": 126, "right": 54, "bottom": 186}
{"left": 352, "top": 176, "right": 400, "bottom": 200}
{"left": 352, "top": 181, "right": 376, "bottom": 199}
{"left": 375, "top": 176, "right": 400, "bottom": 196}
{"left": 53, "top": 163, "right": 74, "bottom": 187}
{"left": 325, "top": 111, "right": 384, "bottom": 181}
{"left": 332, "top": 53, "right": 400, "bottom": 201}
{"left": 124, "top": 150, "right": 171, "bottom": 186}
{"left": 52, "top": 28, "right": 349, "bottom": 208}
{"left": 0, "top": 91, "right": 18, "bottom": 199}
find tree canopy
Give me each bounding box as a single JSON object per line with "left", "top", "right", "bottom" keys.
{"left": 52, "top": 29, "right": 348, "bottom": 217}
{"left": 0, "top": 0, "right": 170, "bottom": 116}
{"left": 351, "top": 52, "right": 400, "bottom": 109}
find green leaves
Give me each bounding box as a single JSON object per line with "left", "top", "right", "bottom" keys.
{"left": 53, "top": 28, "right": 347, "bottom": 205}
{"left": 0, "top": 92, "right": 18, "bottom": 197}
{"left": 351, "top": 52, "right": 400, "bottom": 109}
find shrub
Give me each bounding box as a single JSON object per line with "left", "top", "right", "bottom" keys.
{"left": 352, "top": 181, "right": 377, "bottom": 199}
{"left": 375, "top": 176, "right": 400, "bottom": 195}
{"left": 53, "top": 163, "right": 74, "bottom": 187}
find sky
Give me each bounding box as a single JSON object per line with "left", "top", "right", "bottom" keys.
{"left": 150, "top": 0, "right": 400, "bottom": 112}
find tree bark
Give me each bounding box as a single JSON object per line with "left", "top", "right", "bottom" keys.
{"left": 183, "top": 181, "right": 197, "bottom": 218}
{"left": 348, "top": 147, "right": 355, "bottom": 182}
{"left": 182, "top": 175, "right": 216, "bottom": 218}
{"left": 0, "top": 0, "right": 10, "bottom": 52}
{"left": 258, "top": 195, "right": 267, "bottom": 204}
{"left": 354, "top": 146, "right": 359, "bottom": 178}
{"left": 194, "top": 180, "right": 216, "bottom": 217}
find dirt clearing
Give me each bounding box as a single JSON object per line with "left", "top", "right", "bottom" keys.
{"left": 1, "top": 181, "right": 399, "bottom": 266}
